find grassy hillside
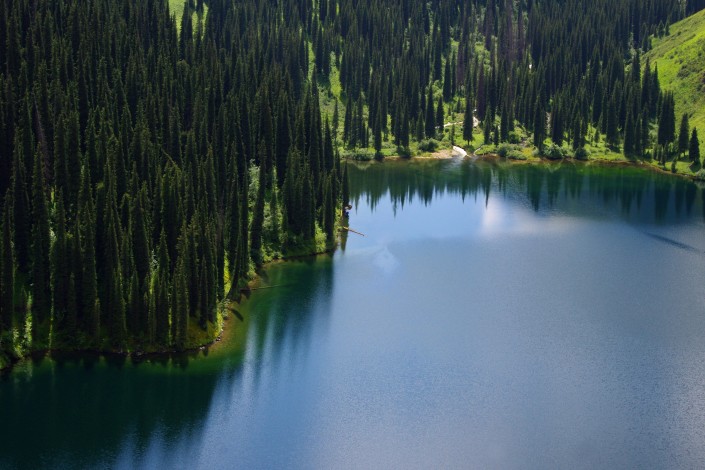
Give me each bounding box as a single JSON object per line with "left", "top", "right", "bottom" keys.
{"left": 168, "top": 0, "right": 207, "bottom": 32}
{"left": 646, "top": 8, "right": 705, "bottom": 141}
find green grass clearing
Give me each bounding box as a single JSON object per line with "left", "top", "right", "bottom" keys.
{"left": 646, "top": 8, "right": 705, "bottom": 147}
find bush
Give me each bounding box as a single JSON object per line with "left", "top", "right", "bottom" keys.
{"left": 574, "top": 147, "right": 589, "bottom": 160}
{"left": 341, "top": 149, "right": 375, "bottom": 161}
{"left": 544, "top": 143, "right": 566, "bottom": 160}
{"left": 694, "top": 169, "right": 705, "bottom": 181}
{"left": 396, "top": 146, "right": 412, "bottom": 158}
{"left": 507, "top": 150, "right": 527, "bottom": 160}
{"left": 475, "top": 145, "right": 496, "bottom": 156}
{"left": 508, "top": 131, "right": 522, "bottom": 144}
{"left": 497, "top": 144, "right": 511, "bottom": 158}
{"left": 418, "top": 139, "right": 439, "bottom": 152}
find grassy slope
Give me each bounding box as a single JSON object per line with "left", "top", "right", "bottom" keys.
{"left": 646, "top": 8, "right": 705, "bottom": 140}
{"left": 168, "top": 0, "right": 207, "bottom": 32}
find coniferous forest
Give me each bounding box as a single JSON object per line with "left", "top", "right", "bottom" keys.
{"left": 1, "top": 0, "right": 704, "bottom": 363}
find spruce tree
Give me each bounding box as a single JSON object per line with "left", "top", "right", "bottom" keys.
{"left": 484, "top": 119, "right": 492, "bottom": 144}
{"left": 533, "top": 97, "right": 545, "bottom": 149}
{"left": 658, "top": 92, "right": 676, "bottom": 146}
{"left": 623, "top": 111, "right": 636, "bottom": 157}
{"left": 11, "top": 138, "right": 30, "bottom": 275}
{"left": 678, "top": 113, "right": 690, "bottom": 158}
{"left": 1, "top": 198, "right": 14, "bottom": 332}
{"left": 172, "top": 260, "right": 189, "bottom": 350}
{"left": 153, "top": 262, "right": 170, "bottom": 346}
{"left": 52, "top": 193, "right": 71, "bottom": 334}
{"left": 30, "top": 147, "right": 51, "bottom": 335}
{"left": 322, "top": 175, "right": 335, "bottom": 241}
{"left": 77, "top": 167, "right": 99, "bottom": 343}
{"left": 425, "top": 88, "right": 436, "bottom": 138}
{"left": 342, "top": 163, "right": 350, "bottom": 207}
{"left": 689, "top": 128, "right": 700, "bottom": 164}
{"left": 500, "top": 110, "right": 509, "bottom": 143}
{"left": 227, "top": 171, "right": 241, "bottom": 281}
{"left": 373, "top": 112, "right": 382, "bottom": 155}
{"left": 436, "top": 97, "right": 445, "bottom": 132}
{"left": 605, "top": 98, "right": 619, "bottom": 148}
{"left": 443, "top": 59, "right": 452, "bottom": 102}
{"left": 463, "top": 96, "right": 474, "bottom": 144}
{"left": 250, "top": 148, "right": 266, "bottom": 265}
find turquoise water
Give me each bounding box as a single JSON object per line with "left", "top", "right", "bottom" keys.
{"left": 2, "top": 160, "right": 705, "bottom": 469}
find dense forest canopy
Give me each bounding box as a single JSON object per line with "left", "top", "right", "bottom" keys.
{"left": 1, "top": 0, "right": 703, "bottom": 361}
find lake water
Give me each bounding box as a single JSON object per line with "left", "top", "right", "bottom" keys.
{"left": 2, "top": 159, "right": 705, "bottom": 469}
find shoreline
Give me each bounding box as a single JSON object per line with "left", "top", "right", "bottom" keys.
{"left": 367, "top": 145, "right": 703, "bottom": 182}
{"left": 0, "top": 244, "right": 338, "bottom": 374}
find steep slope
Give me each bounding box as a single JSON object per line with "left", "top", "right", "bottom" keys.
{"left": 646, "top": 8, "right": 705, "bottom": 138}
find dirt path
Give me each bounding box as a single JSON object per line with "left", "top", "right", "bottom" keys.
{"left": 443, "top": 117, "right": 480, "bottom": 128}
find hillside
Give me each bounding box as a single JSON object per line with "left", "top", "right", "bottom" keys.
{"left": 647, "top": 8, "right": 705, "bottom": 143}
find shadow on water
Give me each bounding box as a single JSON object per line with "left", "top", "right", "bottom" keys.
{"left": 349, "top": 159, "right": 705, "bottom": 225}
{"left": 0, "top": 354, "right": 224, "bottom": 469}
{"left": 642, "top": 232, "right": 705, "bottom": 254}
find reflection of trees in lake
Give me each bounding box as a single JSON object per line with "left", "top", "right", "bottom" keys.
{"left": 0, "top": 353, "right": 225, "bottom": 469}
{"left": 241, "top": 257, "right": 335, "bottom": 395}
{"left": 349, "top": 160, "right": 704, "bottom": 224}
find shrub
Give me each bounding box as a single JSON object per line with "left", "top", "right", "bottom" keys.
{"left": 545, "top": 143, "right": 566, "bottom": 160}
{"left": 508, "top": 150, "right": 527, "bottom": 160}
{"left": 342, "top": 149, "right": 375, "bottom": 161}
{"left": 508, "top": 131, "right": 522, "bottom": 144}
{"left": 574, "top": 147, "right": 589, "bottom": 160}
{"left": 396, "top": 146, "right": 412, "bottom": 158}
{"left": 418, "top": 139, "right": 439, "bottom": 152}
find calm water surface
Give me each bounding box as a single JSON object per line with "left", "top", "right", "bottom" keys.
{"left": 2, "top": 160, "right": 705, "bottom": 469}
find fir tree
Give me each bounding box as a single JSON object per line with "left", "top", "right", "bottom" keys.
{"left": 533, "top": 97, "right": 545, "bottom": 149}
{"left": 463, "top": 96, "right": 474, "bottom": 144}
{"left": 227, "top": 171, "right": 241, "bottom": 281}
{"left": 1, "top": 198, "right": 14, "bottom": 332}
{"left": 77, "top": 167, "right": 99, "bottom": 343}
{"left": 342, "top": 163, "right": 350, "bottom": 207}
{"left": 658, "top": 92, "right": 676, "bottom": 146}
{"left": 436, "top": 97, "right": 445, "bottom": 132}
{"left": 11, "top": 138, "right": 30, "bottom": 275}
{"left": 425, "top": 87, "right": 436, "bottom": 138}
{"left": 678, "top": 113, "right": 690, "bottom": 158}
{"left": 30, "top": 146, "right": 51, "bottom": 335}
{"left": 605, "top": 98, "right": 619, "bottom": 148}
{"left": 689, "top": 128, "right": 700, "bottom": 164}
{"left": 623, "top": 111, "right": 636, "bottom": 157}
{"left": 52, "top": 193, "right": 71, "bottom": 334}
{"left": 443, "top": 59, "right": 452, "bottom": 102}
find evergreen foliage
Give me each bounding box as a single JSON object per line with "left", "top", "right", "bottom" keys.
{"left": 690, "top": 128, "right": 701, "bottom": 163}
{"left": 0, "top": 0, "right": 702, "bottom": 359}
{"left": 0, "top": 0, "right": 342, "bottom": 356}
